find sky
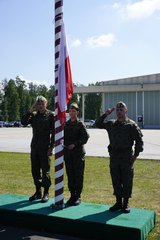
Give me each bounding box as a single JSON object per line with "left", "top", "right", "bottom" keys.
{"left": 0, "top": 0, "right": 160, "bottom": 87}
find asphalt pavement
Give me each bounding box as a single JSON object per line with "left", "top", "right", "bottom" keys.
{"left": 0, "top": 128, "right": 160, "bottom": 159}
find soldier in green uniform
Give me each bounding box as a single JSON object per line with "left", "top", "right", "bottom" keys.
{"left": 21, "top": 96, "right": 54, "bottom": 203}
{"left": 64, "top": 103, "right": 89, "bottom": 206}
{"left": 95, "top": 101, "right": 143, "bottom": 213}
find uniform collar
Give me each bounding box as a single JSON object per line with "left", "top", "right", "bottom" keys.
{"left": 67, "top": 119, "right": 78, "bottom": 124}
{"left": 37, "top": 109, "right": 48, "bottom": 116}
{"left": 116, "top": 116, "right": 129, "bottom": 124}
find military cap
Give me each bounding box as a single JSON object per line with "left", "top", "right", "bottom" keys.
{"left": 116, "top": 101, "right": 127, "bottom": 108}
{"left": 36, "top": 95, "right": 47, "bottom": 103}
{"left": 70, "top": 102, "right": 79, "bottom": 111}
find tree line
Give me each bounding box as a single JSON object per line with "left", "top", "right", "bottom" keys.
{"left": 0, "top": 76, "right": 102, "bottom": 122}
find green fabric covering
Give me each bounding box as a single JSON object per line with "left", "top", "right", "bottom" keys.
{"left": 0, "top": 194, "right": 156, "bottom": 240}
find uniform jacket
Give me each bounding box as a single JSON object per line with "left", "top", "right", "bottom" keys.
{"left": 64, "top": 119, "right": 89, "bottom": 154}
{"left": 96, "top": 114, "right": 143, "bottom": 157}
{"left": 21, "top": 110, "right": 54, "bottom": 150}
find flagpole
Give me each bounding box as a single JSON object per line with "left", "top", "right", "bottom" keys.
{"left": 53, "top": 0, "right": 65, "bottom": 209}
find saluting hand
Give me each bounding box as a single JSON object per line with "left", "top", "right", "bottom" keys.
{"left": 105, "top": 107, "right": 115, "bottom": 116}
{"left": 30, "top": 103, "right": 37, "bottom": 113}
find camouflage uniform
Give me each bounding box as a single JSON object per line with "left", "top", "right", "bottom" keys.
{"left": 64, "top": 119, "right": 89, "bottom": 199}
{"left": 21, "top": 109, "right": 54, "bottom": 191}
{"left": 95, "top": 114, "right": 143, "bottom": 199}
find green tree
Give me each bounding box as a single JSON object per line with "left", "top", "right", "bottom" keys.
{"left": 47, "top": 85, "right": 55, "bottom": 111}
{"left": 15, "top": 76, "right": 28, "bottom": 118}
{"left": 85, "top": 82, "right": 102, "bottom": 120}
{"left": 24, "top": 92, "right": 32, "bottom": 113}
{"left": 1, "top": 96, "right": 9, "bottom": 121}
{"left": 69, "top": 93, "right": 78, "bottom": 108}
{"left": 37, "top": 84, "right": 48, "bottom": 98}
{"left": 1, "top": 79, "right": 8, "bottom": 121}
{"left": 0, "top": 78, "right": 57, "bottom": 120}
{"left": 28, "top": 82, "right": 38, "bottom": 105}
{"left": 4, "top": 79, "right": 20, "bottom": 121}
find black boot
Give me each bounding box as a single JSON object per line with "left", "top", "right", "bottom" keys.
{"left": 109, "top": 197, "right": 122, "bottom": 212}
{"left": 72, "top": 193, "right": 81, "bottom": 206}
{"left": 29, "top": 187, "right": 42, "bottom": 201}
{"left": 66, "top": 192, "right": 75, "bottom": 206}
{"left": 123, "top": 198, "right": 130, "bottom": 213}
{"left": 41, "top": 188, "right": 49, "bottom": 203}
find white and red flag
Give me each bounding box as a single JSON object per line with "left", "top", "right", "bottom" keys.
{"left": 58, "top": 21, "right": 73, "bottom": 124}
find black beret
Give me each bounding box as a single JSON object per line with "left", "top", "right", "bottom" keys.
{"left": 116, "top": 101, "right": 127, "bottom": 108}
{"left": 70, "top": 102, "right": 79, "bottom": 111}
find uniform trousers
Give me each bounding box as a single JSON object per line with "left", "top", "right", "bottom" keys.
{"left": 64, "top": 149, "right": 85, "bottom": 197}
{"left": 31, "top": 148, "right": 51, "bottom": 190}
{"left": 110, "top": 155, "right": 134, "bottom": 198}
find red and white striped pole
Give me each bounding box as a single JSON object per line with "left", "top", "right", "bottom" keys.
{"left": 53, "top": 0, "right": 65, "bottom": 209}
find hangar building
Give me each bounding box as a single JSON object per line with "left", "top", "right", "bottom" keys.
{"left": 74, "top": 73, "right": 160, "bottom": 129}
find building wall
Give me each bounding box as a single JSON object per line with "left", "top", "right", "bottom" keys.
{"left": 144, "top": 91, "right": 160, "bottom": 128}
{"left": 104, "top": 90, "right": 160, "bottom": 128}
{"left": 74, "top": 73, "right": 160, "bottom": 129}
{"left": 105, "top": 92, "right": 137, "bottom": 122}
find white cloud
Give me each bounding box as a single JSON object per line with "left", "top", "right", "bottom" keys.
{"left": 86, "top": 34, "right": 117, "bottom": 48}
{"left": 71, "top": 39, "right": 82, "bottom": 48}
{"left": 113, "top": 0, "right": 160, "bottom": 19}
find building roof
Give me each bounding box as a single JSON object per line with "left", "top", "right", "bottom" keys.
{"left": 74, "top": 73, "right": 160, "bottom": 94}
{"left": 101, "top": 73, "right": 160, "bottom": 86}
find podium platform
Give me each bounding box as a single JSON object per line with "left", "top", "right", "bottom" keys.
{"left": 0, "top": 193, "right": 156, "bottom": 240}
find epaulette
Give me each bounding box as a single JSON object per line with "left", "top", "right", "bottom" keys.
{"left": 126, "top": 118, "right": 136, "bottom": 125}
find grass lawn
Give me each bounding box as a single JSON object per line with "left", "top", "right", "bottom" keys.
{"left": 0, "top": 152, "right": 160, "bottom": 240}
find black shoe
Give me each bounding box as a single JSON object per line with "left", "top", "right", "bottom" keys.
{"left": 29, "top": 191, "right": 42, "bottom": 201}
{"left": 122, "top": 198, "right": 130, "bottom": 213}
{"left": 122, "top": 204, "right": 131, "bottom": 213}
{"left": 66, "top": 196, "right": 75, "bottom": 206}
{"left": 66, "top": 196, "right": 81, "bottom": 206}
{"left": 109, "top": 202, "right": 122, "bottom": 212}
{"left": 73, "top": 197, "right": 81, "bottom": 206}
{"left": 41, "top": 193, "right": 49, "bottom": 203}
